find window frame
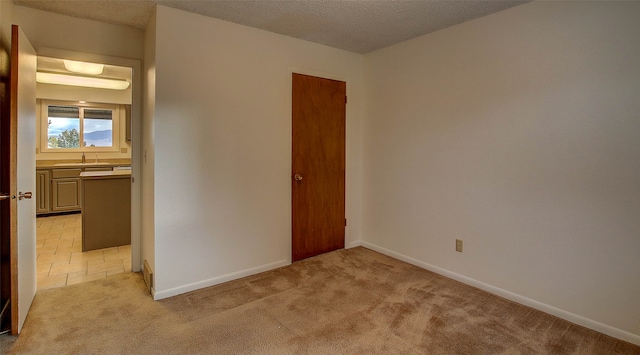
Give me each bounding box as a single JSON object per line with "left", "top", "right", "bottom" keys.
{"left": 40, "top": 100, "right": 121, "bottom": 153}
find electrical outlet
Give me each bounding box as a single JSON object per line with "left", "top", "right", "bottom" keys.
{"left": 456, "top": 239, "right": 463, "bottom": 252}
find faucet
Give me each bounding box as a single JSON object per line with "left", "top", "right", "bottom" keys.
{"left": 81, "top": 152, "right": 86, "bottom": 164}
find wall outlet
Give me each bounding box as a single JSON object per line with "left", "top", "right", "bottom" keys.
{"left": 456, "top": 239, "right": 463, "bottom": 253}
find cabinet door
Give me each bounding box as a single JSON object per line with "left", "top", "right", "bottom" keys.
{"left": 82, "top": 177, "right": 131, "bottom": 251}
{"left": 52, "top": 178, "right": 81, "bottom": 212}
{"left": 35, "top": 170, "right": 50, "bottom": 214}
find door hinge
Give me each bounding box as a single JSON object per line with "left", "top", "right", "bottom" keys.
{"left": 345, "top": 218, "right": 347, "bottom": 227}
{"left": 345, "top": 96, "right": 348, "bottom": 104}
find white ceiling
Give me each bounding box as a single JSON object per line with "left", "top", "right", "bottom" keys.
{"left": 14, "top": 0, "right": 529, "bottom": 54}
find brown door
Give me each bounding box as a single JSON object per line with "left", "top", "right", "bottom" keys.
{"left": 0, "top": 34, "right": 10, "bottom": 333}
{"left": 292, "top": 73, "right": 346, "bottom": 262}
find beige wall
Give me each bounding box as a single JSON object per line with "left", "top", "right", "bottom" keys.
{"left": 149, "top": 5, "right": 363, "bottom": 298}
{"left": 36, "top": 82, "right": 132, "bottom": 105}
{"left": 13, "top": 6, "right": 143, "bottom": 59}
{"left": 0, "top": 0, "right": 13, "bottom": 64}
{"left": 362, "top": 1, "right": 640, "bottom": 342}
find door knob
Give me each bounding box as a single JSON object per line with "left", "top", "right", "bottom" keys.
{"left": 18, "top": 191, "right": 32, "bottom": 200}
{"left": 294, "top": 174, "right": 303, "bottom": 181}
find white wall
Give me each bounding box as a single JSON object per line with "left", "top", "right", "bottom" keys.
{"left": 362, "top": 1, "right": 640, "bottom": 343}
{"left": 37, "top": 83, "right": 132, "bottom": 105}
{"left": 149, "top": 5, "right": 363, "bottom": 298}
{"left": 13, "top": 6, "right": 143, "bottom": 60}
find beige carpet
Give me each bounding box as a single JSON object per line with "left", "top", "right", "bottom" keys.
{"left": 1, "top": 247, "right": 638, "bottom": 354}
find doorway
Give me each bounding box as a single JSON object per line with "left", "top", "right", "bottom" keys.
{"left": 0, "top": 32, "right": 142, "bottom": 335}
{"left": 33, "top": 54, "right": 137, "bottom": 290}
{"left": 291, "top": 73, "right": 346, "bottom": 262}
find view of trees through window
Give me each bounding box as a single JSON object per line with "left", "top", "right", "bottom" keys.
{"left": 47, "top": 105, "right": 113, "bottom": 149}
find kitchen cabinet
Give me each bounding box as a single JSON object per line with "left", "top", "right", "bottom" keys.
{"left": 51, "top": 179, "right": 81, "bottom": 212}
{"left": 51, "top": 169, "right": 82, "bottom": 212}
{"left": 36, "top": 170, "right": 50, "bottom": 214}
{"left": 81, "top": 171, "right": 131, "bottom": 251}
{"left": 36, "top": 165, "right": 127, "bottom": 215}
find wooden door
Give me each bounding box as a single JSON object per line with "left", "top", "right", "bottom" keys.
{"left": 0, "top": 31, "right": 10, "bottom": 334}
{"left": 9, "top": 25, "right": 37, "bottom": 334}
{"left": 292, "top": 73, "right": 346, "bottom": 262}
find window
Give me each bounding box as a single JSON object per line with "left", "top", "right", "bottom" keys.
{"left": 42, "top": 101, "right": 120, "bottom": 151}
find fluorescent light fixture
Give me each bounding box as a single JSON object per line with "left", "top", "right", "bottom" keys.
{"left": 36, "top": 72, "right": 130, "bottom": 90}
{"left": 63, "top": 59, "right": 104, "bottom": 75}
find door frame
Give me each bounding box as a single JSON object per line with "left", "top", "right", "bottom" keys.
{"left": 287, "top": 67, "right": 351, "bottom": 263}
{"left": 36, "top": 48, "right": 143, "bottom": 273}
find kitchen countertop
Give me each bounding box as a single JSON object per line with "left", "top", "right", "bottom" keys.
{"left": 36, "top": 159, "right": 131, "bottom": 168}
{"left": 80, "top": 170, "right": 132, "bottom": 179}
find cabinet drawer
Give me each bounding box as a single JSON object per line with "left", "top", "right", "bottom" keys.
{"left": 52, "top": 168, "right": 82, "bottom": 178}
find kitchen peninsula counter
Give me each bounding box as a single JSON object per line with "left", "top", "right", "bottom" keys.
{"left": 80, "top": 169, "right": 132, "bottom": 179}
{"left": 80, "top": 170, "right": 131, "bottom": 252}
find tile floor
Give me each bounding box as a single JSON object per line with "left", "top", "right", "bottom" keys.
{"left": 36, "top": 213, "right": 131, "bottom": 291}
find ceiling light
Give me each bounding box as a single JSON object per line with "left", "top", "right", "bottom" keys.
{"left": 63, "top": 59, "right": 104, "bottom": 75}
{"left": 36, "top": 72, "right": 130, "bottom": 90}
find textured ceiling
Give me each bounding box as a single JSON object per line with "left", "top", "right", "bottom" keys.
{"left": 14, "top": 0, "right": 529, "bottom": 54}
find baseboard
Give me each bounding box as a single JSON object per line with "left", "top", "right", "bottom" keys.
{"left": 361, "top": 241, "right": 640, "bottom": 346}
{"left": 347, "top": 240, "right": 362, "bottom": 249}
{"left": 152, "top": 259, "right": 290, "bottom": 300}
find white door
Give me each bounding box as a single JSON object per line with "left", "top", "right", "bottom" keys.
{"left": 10, "top": 24, "right": 37, "bottom": 334}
